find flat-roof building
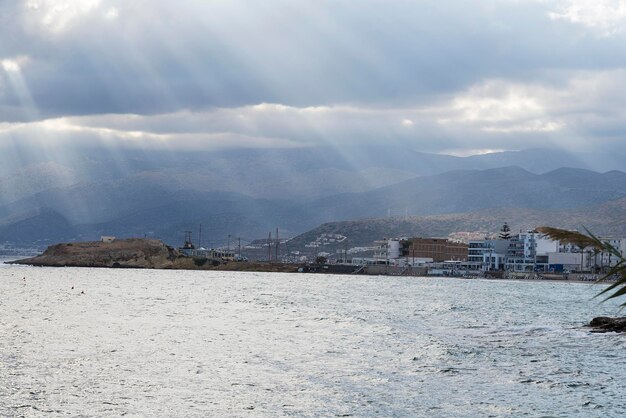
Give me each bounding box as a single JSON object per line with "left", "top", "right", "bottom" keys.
{"left": 401, "top": 238, "right": 468, "bottom": 262}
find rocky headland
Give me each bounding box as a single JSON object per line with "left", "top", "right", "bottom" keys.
{"left": 10, "top": 239, "right": 178, "bottom": 269}
{"left": 8, "top": 239, "right": 302, "bottom": 272}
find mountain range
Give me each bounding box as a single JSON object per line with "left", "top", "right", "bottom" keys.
{"left": 0, "top": 147, "right": 624, "bottom": 248}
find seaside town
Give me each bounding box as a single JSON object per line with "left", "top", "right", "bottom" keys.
{"left": 339, "top": 228, "right": 625, "bottom": 280}
{"left": 8, "top": 222, "right": 624, "bottom": 281}
{"left": 136, "top": 223, "right": 625, "bottom": 280}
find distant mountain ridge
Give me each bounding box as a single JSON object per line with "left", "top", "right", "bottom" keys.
{"left": 1, "top": 147, "right": 624, "bottom": 204}
{"left": 306, "top": 167, "right": 626, "bottom": 221}
{"left": 0, "top": 147, "right": 624, "bottom": 247}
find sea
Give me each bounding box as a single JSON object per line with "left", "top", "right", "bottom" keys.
{"left": 1, "top": 264, "right": 625, "bottom": 417}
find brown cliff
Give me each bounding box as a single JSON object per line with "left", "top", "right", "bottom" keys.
{"left": 12, "top": 239, "right": 178, "bottom": 269}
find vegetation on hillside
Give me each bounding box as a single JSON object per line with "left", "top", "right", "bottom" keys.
{"left": 499, "top": 222, "right": 512, "bottom": 240}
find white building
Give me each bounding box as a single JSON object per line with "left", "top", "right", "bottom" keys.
{"left": 547, "top": 251, "right": 588, "bottom": 272}
{"left": 352, "top": 238, "right": 432, "bottom": 267}
{"left": 373, "top": 238, "right": 401, "bottom": 262}
{"left": 468, "top": 239, "right": 509, "bottom": 271}
{"left": 555, "top": 236, "right": 625, "bottom": 271}
{"left": 592, "top": 238, "right": 626, "bottom": 269}
{"left": 504, "top": 231, "right": 559, "bottom": 272}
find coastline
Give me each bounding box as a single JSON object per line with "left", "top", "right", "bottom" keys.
{"left": 6, "top": 239, "right": 613, "bottom": 285}
{"left": 469, "top": 275, "right": 608, "bottom": 285}
{"left": 4, "top": 258, "right": 610, "bottom": 285}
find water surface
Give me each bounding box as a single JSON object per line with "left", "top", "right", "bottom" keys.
{"left": 1, "top": 267, "right": 624, "bottom": 416}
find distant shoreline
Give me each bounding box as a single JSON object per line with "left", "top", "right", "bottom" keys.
{"left": 5, "top": 238, "right": 612, "bottom": 285}
{"left": 467, "top": 275, "right": 606, "bottom": 286}
{"left": 4, "top": 259, "right": 609, "bottom": 286}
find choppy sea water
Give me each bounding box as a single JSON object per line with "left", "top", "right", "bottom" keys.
{"left": 1, "top": 265, "right": 625, "bottom": 417}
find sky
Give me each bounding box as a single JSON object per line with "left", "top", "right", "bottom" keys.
{"left": 2, "top": 0, "right": 626, "bottom": 158}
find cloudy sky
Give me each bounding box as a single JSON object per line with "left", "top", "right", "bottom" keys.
{"left": 2, "top": 0, "right": 626, "bottom": 157}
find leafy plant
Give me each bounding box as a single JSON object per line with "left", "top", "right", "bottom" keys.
{"left": 193, "top": 257, "right": 208, "bottom": 267}
{"left": 537, "top": 227, "right": 626, "bottom": 307}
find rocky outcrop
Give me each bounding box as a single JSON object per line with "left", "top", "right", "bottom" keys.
{"left": 9, "top": 240, "right": 305, "bottom": 272}
{"left": 587, "top": 317, "right": 626, "bottom": 333}
{"left": 12, "top": 239, "right": 178, "bottom": 269}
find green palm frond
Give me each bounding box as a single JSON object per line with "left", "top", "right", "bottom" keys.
{"left": 538, "top": 226, "right": 626, "bottom": 308}
{"left": 536, "top": 226, "right": 599, "bottom": 250}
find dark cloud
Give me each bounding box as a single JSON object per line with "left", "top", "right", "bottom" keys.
{"left": 1, "top": 1, "right": 624, "bottom": 115}
{"left": 1, "top": 0, "right": 626, "bottom": 158}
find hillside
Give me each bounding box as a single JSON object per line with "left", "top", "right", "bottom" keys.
{"left": 307, "top": 167, "right": 626, "bottom": 221}
{"left": 287, "top": 197, "right": 626, "bottom": 255}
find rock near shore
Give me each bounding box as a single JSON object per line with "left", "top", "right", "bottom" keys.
{"left": 588, "top": 317, "right": 626, "bottom": 333}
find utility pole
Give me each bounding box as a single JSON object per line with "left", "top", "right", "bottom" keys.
{"left": 238, "top": 237, "right": 241, "bottom": 258}
{"left": 268, "top": 232, "right": 272, "bottom": 262}
{"left": 275, "top": 228, "right": 279, "bottom": 262}
{"left": 386, "top": 239, "right": 389, "bottom": 265}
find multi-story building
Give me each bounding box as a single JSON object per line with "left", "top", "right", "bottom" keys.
{"left": 468, "top": 239, "right": 509, "bottom": 271}
{"left": 350, "top": 238, "right": 406, "bottom": 266}
{"left": 401, "top": 238, "right": 468, "bottom": 262}
{"left": 373, "top": 238, "right": 401, "bottom": 261}
{"left": 504, "top": 230, "right": 559, "bottom": 272}
{"left": 470, "top": 231, "right": 626, "bottom": 273}
{"left": 359, "top": 232, "right": 625, "bottom": 274}
{"left": 592, "top": 238, "right": 626, "bottom": 269}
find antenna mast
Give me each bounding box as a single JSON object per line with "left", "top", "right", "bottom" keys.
{"left": 183, "top": 230, "right": 194, "bottom": 249}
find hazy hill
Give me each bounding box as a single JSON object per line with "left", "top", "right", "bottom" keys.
{"left": 0, "top": 162, "right": 79, "bottom": 208}
{"left": 1, "top": 147, "right": 625, "bottom": 247}
{"left": 307, "top": 167, "right": 626, "bottom": 221}
{"left": 0, "top": 194, "right": 313, "bottom": 247}
{"left": 287, "top": 196, "right": 626, "bottom": 255}
{"left": 1, "top": 147, "right": 624, "bottom": 205}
